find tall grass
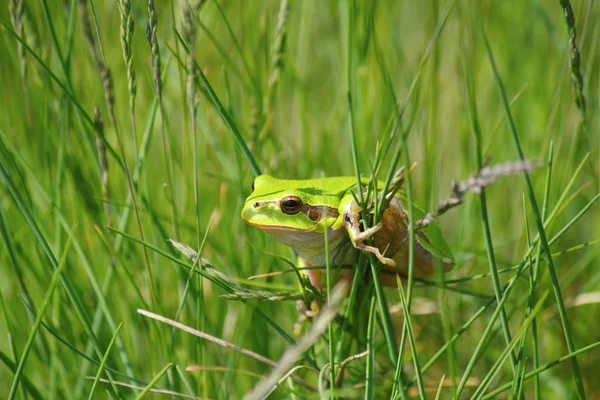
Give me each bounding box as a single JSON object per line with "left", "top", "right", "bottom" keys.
{"left": 0, "top": 0, "right": 599, "bottom": 398}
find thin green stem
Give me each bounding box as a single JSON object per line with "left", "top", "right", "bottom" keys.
{"left": 478, "top": 10, "right": 585, "bottom": 398}
{"left": 483, "top": 341, "right": 600, "bottom": 399}
{"left": 88, "top": 322, "right": 123, "bottom": 400}
{"left": 134, "top": 363, "right": 173, "bottom": 400}
{"left": 463, "top": 18, "right": 517, "bottom": 370}
{"left": 8, "top": 233, "right": 72, "bottom": 400}
{"left": 364, "top": 297, "right": 376, "bottom": 400}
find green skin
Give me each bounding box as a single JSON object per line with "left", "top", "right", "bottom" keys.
{"left": 242, "top": 175, "right": 453, "bottom": 285}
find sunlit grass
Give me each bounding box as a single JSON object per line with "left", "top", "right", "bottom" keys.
{"left": 0, "top": 0, "right": 599, "bottom": 398}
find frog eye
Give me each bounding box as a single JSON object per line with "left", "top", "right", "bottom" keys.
{"left": 280, "top": 196, "right": 302, "bottom": 214}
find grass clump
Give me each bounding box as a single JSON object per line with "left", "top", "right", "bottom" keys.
{"left": 0, "top": 1, "right": 599, "bottom": 399}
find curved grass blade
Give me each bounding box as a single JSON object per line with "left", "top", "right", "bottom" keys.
{"left": 482, "top": 340, "right": 600, "bottom": 399}
{"left": 106, "top": 226, "right": 318, "bottom": 370}
{"left": 8, "top": 231, "right": 72, "bottom": 399}
{"left": 0, "top": 350, "right": 44, "bottom": 400}
{"left": 20, "top": 298, "right": 148, "bottom": 386}
{"left": 134, "top": 362, "right": 173, "bottom": 400}
{"left": 172, "top": 27, "right": 261, "bottom": 177}
{"left": 478, "top": 11, "right": 585, "bottom": 396}
{"left": 464, "top": 20, "right": 517, "bottom": 370}
{"left": 246, "top": 283, "right": 346, "bottom": 399}
{"left": 470, "top": 291, "right": 550, "bottom": 399}
{"left": 88, "top": 322, "right": 123, "bottom": 400}
{"left": 138, "top": 309, "right": 315, "bottom": 393}
{"left": 0, "top": 17, "right": 124, "bottom": 171}
{"left": 364, "top": 297, "right": 376, "bottom": 400}
{"left": 0, "top": 153, "right": 122, "bottom": 396}
{"left": 86, "top": 376, "right": 199, "bottom": 399}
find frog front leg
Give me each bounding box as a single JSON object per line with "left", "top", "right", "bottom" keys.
{"left": 294, "top": 257, "right": 322, "bottom": 336}
{"left": 344, "top": 200, "right": 397, "bottom": 267}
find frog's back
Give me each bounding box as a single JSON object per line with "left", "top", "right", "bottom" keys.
{"left": 250, "top": 175, "right": 360, "bottom": 205}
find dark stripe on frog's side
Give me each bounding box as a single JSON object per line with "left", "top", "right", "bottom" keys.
{"left": 253, "top": 201, "right": 339, "bottom": 222}
{"left": 300, "top": 204, "right": 339, "bottom": 222}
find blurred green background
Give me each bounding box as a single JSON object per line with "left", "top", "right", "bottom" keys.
{"left": 0, "top": 0, "right": 599, "bottom": 398}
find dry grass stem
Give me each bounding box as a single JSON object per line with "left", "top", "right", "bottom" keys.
{"left": 414, "top": 159, "right": 542, "bottom": 230}
{"left": 247, "top": 282, "right": 348, "bottom": 399}
{"left": 137, "top": 309, "right": 314, "bottom": 391}
{"left": 85, "top": 377, "right": 201, "bottom": 399}
{"left": 169, "top": 239, "right": 302, "bottom": 301}
{"left": 335, "top": 350, "right": 370, "bottom": 387}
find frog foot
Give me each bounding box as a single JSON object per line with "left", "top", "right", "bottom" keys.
{"left": 296, "top": 298, "right": 321, "bottom": 317}
{"left": 294, "top": 299, "right": 321, "bottom": 336}
{"left": 354, "top": 241, "right": 397, "bottom": 267}
{"left": 344, "top": 208, "right": 383, "bottom": 242}
{"left": 354, "top": 221, "right": 383, "bottom": 241}
{"left": 345, "top": 211, "right": 397, "bottom": 267}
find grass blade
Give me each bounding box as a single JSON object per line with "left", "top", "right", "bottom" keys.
{"left": 172, "top": 27, "right": 261, "bottom": 177}
{"left": 88, "top": 322, "right": 123, "bottom": 400}
{"left": 364, "top": 297, "right": 376, "bottom": 400}
{"left": 8, "top": 230, "right": 72, "bottom": 399}
{"left": 477, "top": 6, "right": 586, "bottom": 397}
{"left": 463, "top": 15, "right": 516, "bottom": 371}
{"left": 482, "top": 340, "right": 600, "bottom": 399}
{"left": 134, "top": 362, "right": 173, "bottom": 400}
{"left": 0, "top": 350, "right": 44, "bottom": 400}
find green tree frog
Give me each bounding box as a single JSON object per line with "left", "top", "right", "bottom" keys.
{"left": 242, "top": 175, "right": 454, "bottom": 287}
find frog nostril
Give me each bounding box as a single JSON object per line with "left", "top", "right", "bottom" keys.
{"left": 253, "top": 202, "right": 260, "bottom": 208}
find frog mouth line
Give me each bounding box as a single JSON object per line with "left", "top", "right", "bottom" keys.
{"left": 243, "top": 220, "right": 322, "bottom": 233}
